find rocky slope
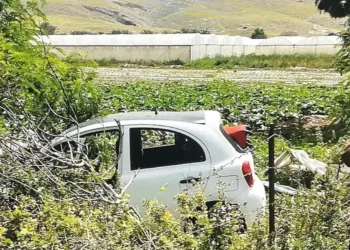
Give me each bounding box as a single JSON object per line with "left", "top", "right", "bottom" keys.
{"left": 43, "top": 0, "right": 345, "bottom": 36}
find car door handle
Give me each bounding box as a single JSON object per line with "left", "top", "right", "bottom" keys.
{"left": 179, "top": 176, "right": 201, "bottom": 184}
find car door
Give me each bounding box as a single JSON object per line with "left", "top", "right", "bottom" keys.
{"left": 120, "top": 125, "right": 212, "bottom": 214}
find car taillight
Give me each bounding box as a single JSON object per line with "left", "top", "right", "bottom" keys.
{"left": 242, "top": 161, "right": 254, "bottom": 187}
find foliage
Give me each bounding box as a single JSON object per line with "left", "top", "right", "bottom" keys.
{"left": 111, "top": 29, "right": 133, "bottom": 34}
{"left": 0, "top": 1, "right": 101, "bottom": 131}
{"left": 98, "top": 82, "right": 340, "bottom": 136}
{"left": 272, "top": 173, "right": 350, "bottom": 249}
{"left": 329, "top": 22, "right": 350, "bottom": 129}
{"left": 161, "top": 30, "right": 180, "bottom": 34}
{"left": 180, "top": 28, "right": 211, "bottom": 34}
{"left": 78, "top": 54, "right": 335, "bottom": 69}
{"left": 39, "top": 21, "right": 57, "bottom": 35}
{"left": 185, "top": 54, "right": 335, "bottom": 69}
{"left": 78, "top": 58, "right": 186, "bottom": 67}
{"left": 70, "top": 30, "right": 97, "bottom": 35}
{"left": 251, "top": 28, "right": 267, "bottom": 39}
{"left": 315, "top": 0, "right": 350, "bottom": 18}
{"left": 141, "top": 29, "right": 155, "bottom": 34}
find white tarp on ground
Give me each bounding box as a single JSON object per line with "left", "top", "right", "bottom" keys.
{"left": 263, "top": 149, "right": 330, "bottom": 196}
{"left": 274, "top": 149, "right": 327, "bottom": 175}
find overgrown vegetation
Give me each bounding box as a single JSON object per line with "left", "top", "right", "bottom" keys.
{"left": 80, "top": 54, "right": 336, "bottom": 69}
{"left": 180, "top": 28, "right": 211, "bottom": 34}
{"left": 98, "top": 82, "right": 337, "bottom": 131}
{"left": 111, "top": 29, "right": 133, "bottom": 34}
{"left": 39, "top": 21, "right": 57, "bottom": 35}
{"left": 186, "top": 54, "right": 335, "bottom": 69}
{"left": 70, "top": 30, "right": 99, "bottom": 35}
{"left": 0, "top": 0, "right": 350, "bottom": 249}
{"left": 63, "top": 28, "right": 211, "bottom": 35}
{"left": 140, "top": 29, "right": 155, "bottom": 34}
{"left": 251, "top": 28, "right": 267, "bottom": 39}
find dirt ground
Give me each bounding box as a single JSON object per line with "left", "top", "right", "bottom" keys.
{"left": 95, "top": 67, "right": 343, "bottom": 85}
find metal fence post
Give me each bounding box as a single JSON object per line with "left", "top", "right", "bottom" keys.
{"left": 268, "top": 124, "right": 275, "bottom": 246}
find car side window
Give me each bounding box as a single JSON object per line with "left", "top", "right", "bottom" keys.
{"left": 130, "top": 128, "right": 206, "bottom": 170}
{"left": 53, "top": 140, "right": 82, "bottom": 160}
{"left": 81, "top": 131, "right": 120, "bottom": 175}
{"left": 53, "top": 130, "right": 120, "bottom": 176}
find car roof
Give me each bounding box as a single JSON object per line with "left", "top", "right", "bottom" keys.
{"left": 65, "top": 111, "right": 208, "bottom": 134}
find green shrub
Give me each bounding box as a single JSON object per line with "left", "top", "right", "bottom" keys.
{"left": 161, "top": 30, "right": 180, "bottom": 34}
{"left": 251, "top": 28, "right": 267, "bottom": 39}
{"left": 141, "top": 29, "right": 155, "bottom": 34}
{"left": 39, "top": 22, "right": 57, "bottom": 35}
{"left": 70, "top": 30, "right": 98, "bottom": 35}
{"left": 88, "top": 54, "right": 335, "bottom": 69}
{"left": 180, "top": 28, "right": 211, "bottom": 34}
{"left": 185, "top": 54, "right": 335, "bottom": 69}
{"left": 111, "top": 29, "right": 133, "bottom": 34}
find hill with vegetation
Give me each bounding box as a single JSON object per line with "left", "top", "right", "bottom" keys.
{"left": 42, "top": 0, "right": 344, "bottom": 36}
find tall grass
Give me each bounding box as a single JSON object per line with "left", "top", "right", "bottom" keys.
{"left": 65, "top": 54, "right": 336, "bottom": 69}
{"left": 185, "top": 54, "right": 335, "bottom": 69}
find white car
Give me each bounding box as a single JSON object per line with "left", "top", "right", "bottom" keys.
{"left": 51, "top": 111, "right": 266, "bottom": 226}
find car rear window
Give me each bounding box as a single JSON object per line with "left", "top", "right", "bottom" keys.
{"left": 219, "top": 125, "right": 246, "bottom": 153}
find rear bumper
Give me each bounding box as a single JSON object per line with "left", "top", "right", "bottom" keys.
{"left": 227, "top": 175, "right": 266, "bottom": 226}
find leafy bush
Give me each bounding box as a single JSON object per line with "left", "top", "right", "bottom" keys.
{"left": 141, "top": 29, "right": 155, "bottom": 34}
{"left": 39, "top": 22, "right": 57, "bottom": 35}
{"left": 0, "top": 1, "right": 101, "bottom": 130}
{"left": 185, "top": 54, "right": 335, "bottom": 69}
{"left": 83, "top": 54, "right": 335, "bottom": 69}
{"left": 70, "top": 30, "right": 98, "bottom": 35}
{"left": 181, "top": 28, "right": 211, "bottom": 34}
{"left": 161, "top": 30, "right": 180, "bottom": 34}
{"left": 111, "top": 29, "right": 133, "bottom": 34}
{"left": 330, "top": 26, "right": 350, "bottom": 131}
{"left": 251, "top": 28, "right": 267, "bottom": 39}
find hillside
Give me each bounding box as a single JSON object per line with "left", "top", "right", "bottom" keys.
{"left": 42, "top": 0, "right": 345, "bottom": 36}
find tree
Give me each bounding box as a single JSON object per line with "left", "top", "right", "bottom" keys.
{"left": 39, "top": 21, "right": 57, "bottom": 35}
{"left": 315, "top": 1, "right": 350, "bottom": 137}
{"left": 315, "top": 0, "right": 350, "bottom": 18}
{"left": 251, "top": 28, "right": 267, "bottom": 39}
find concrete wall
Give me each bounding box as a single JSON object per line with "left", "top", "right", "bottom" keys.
{"left": 55, "top": 45, "right": 192, "bottom": 62}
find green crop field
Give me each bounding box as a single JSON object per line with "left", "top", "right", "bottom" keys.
{"left": 99, "top": 81, "right": 339, "bottom": 128}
